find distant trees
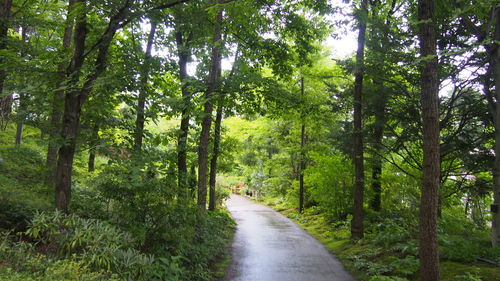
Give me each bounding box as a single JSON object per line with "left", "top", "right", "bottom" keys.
{"left": 0, "top": 0, "right": 330, "bottom": 214}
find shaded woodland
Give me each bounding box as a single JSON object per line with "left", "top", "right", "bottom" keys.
{"left": 0, "top": 0, "right": 499, "bottom": 280}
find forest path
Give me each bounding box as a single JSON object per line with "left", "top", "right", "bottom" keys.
{"left": 221, "top": 194, "right": 357, "bottom": 281}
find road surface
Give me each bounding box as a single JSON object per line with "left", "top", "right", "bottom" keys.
{"left": 221, "top": 194, "right": 357, "bottom": 281}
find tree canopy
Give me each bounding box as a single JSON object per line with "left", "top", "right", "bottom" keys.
{"left": 0, "top": 0, "right": 500, "bottom": 280}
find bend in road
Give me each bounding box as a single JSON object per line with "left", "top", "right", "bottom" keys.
{"left": 221, "top": 194, "right": 357, "bottom": 281}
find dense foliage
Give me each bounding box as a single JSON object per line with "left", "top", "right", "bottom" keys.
{"left": 0, "top": 0, "right": 500, "bottom": 280}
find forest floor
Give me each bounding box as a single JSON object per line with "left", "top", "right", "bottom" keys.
{"left": 220, "top": 194, "right": 356, "bottom": 281}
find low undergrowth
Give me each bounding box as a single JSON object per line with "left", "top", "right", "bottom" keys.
{"left": 0, "top": 125, "right": 236, "bottom": 280}
{"left": 0, "top": 209, "right": 235, "bottom": 281}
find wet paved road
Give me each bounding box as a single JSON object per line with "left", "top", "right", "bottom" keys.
{"left": 221, "top": 194, "right": 356, "bottom": 281}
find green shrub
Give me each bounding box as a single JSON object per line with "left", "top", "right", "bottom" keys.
{"left": 22, "top": 211, "right": 183, "bottom": 280}
{"left": 369, "top": 276, "right": 409, "bottom": 281}
{"left": 304, "top": 151, "right": 353, "bottom": 220}
{"left": 439, "top": 234, "right": 487, "bottom": 263}
{"left": 389, "top": 256, "right": 419, "bottom": 276}
{"left": 0, "top": 145, "right": 52, "bottom": 231}
{"left": 216, "top": 184, "right": 230, "bottom": 207}
{"left": 481, "top": 246, "right": 500, "bottom": 263}
{"left": 367, "top": 217, "right": 414, "bottom": 247}
{"left": 69, "top": 187, "right": 108, "bottom": 220}
{"left": 0, "top": 146, "right": 45, "bottom": 187}
{"left": 0, "top": 199, "right": 34, "bottom": 231}
{"left": 453, "top": 272, "right": 483, "bottom": 281}
{"left": 0, "top": 231, "right": 117, "bottom": 281}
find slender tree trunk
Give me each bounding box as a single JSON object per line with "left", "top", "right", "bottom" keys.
{"left": 134, "top": 21, "right": 157, "bottom": 151}
{"left": 189, "top": 163, "right": 197, "bottom": 196}
{"left": 88, "top": 123, "right": 99, "bottom": 172}
{"left": 370, "top": 88, "right": 386, "bottom": 212}
{"left": 46, "top": 0, "right": 76, "bottom": 186}
{"left": 418, "top": 0, "right": 440, "bottom": 279}
{"left": 55, "top": 2, "right": 87, "bottom": 212}
{"left": 299, "top": 123, "right": 306, "bottom": 213}
{"left": 208, "top": 46, "right": 239, "bottom": 209}
{"left": 175, "top": 24, "right": 192, "bottom": 191}
{"left": 15, "top": 93, "right": 27, "bottom": 146}
{"left": 351, "top": 0, "right": 368, "bottom": 240}
{"left": 208, "top": 100, "right": 223, "bottom": 211}
{"left": 370, "top": 162, "right": 381, "bottom": 210}
{"left": 88, "top": 147, "right": 96, "bottom": 172}
{"left": 15, "top": 29, "right": 28, "bottom": 146}
{"left": 15, "top": 120, "right": 23, "bottom": 145}
{"left": 492, "top": 5, "right": 500, "bottom": 247}
{"left": 299, "top": 77, "right": 306, "bottom": 213}
{"left": 0, "top": 0, "right": 12, "bottom": 92}
{"left": 198, "top": 2, "right": 223, "bottom": 211}
{"left": 0, "top": 0, "right": 12, "bottom": 130}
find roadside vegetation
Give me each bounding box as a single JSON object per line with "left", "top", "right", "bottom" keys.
{"left": 223, "top": 111, "right": 500, "bottom": 280}
{"left": 0, "top": 125, "right": 235, "bottom": 281}
{"left": 1, "top": 0, "right": 500, "bottom": 280}
{"left": 261, "top": 198, "right": 500, "bottom": 281}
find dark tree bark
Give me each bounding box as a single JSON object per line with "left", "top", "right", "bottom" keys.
{"left": 299, "top": 77, "right": 305, "bottom": 213}
{"left": 175, "top": 19, "right": 192, "bottom": 191}
{"left": 208, "top": 100, "right": 223, "bottom": 211}
{"left": 351, "top": 0, "right": 368, "bottom": 240}
{"left": 368, "top": 0, "right": 393, "bottom": 212}
{"left": 197, "top": 2, "right": 223, "bottom": 211}
{"left": 418, "top": 0, "right": 440, "bottom": 279}
{"left": 299, "top": 122, "right": 306, "bottom": 213}
{"left": 0, "top": 0, "right": 13, "bottom": 130}
{"left": 208, "top": 47, "right": 238, "bottom": 210}
{"left": 46, "top": 0, "right": 76, "bottom": 186}
{"left": 0, "top": 95, "right": 12, "bottom": 130}
{"left": 88, "top": 123, "right": 99, "bottom": 172}
{"left": 55, "top": 0, "right": 131, "bottom": 213}
{"left": 0, "top": 0, "right": 11, "bottom": 88}
{"left": 370, "top": 87, "right": 386, "bottom": 212}
{"left": 55, "top": 1, "right": 88, "bottom": 212}
{"left": 492, "top": 5, "right": 500, "bottom": 247}
{"left": 134, "top": 21, "right": 157, "bottom": 151}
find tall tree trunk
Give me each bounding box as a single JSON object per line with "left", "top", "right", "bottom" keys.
{"left": 15, "top": 29, "right": 28, "bottom": 146}
{"left": 351, "top": 0, "right": 368, "bottom": 240}
{"left": 88, "top": 123, "right": 99, "bottom": 172}
{"left": 299, "top": 123, "right": 306, "bottom": 213}
{"left": 197, "top": 2, "right": 223, "bottom": 211}
{"left": 55, "top": 0, "right": 130, "bottom": 212}
{"left": 55, "top": 3, "right": 87, "bottom": 212}
{"left": 0, "top": 0, "right": 12, "bottom": 92}
{"left": 175, "top": 22, "right": 192, "bottom": 191}
{"left": 208, "top": 100, "right": 223, "bottom": 211}
{"left": 492, "top": 5, "right": 500, "bottom": 247}
{"left": 0, "top": 0, "right": 12, "bottom": 130}
{"left": 134, "top": 21, "right": 157, "bottom": 151}
{"left": 46, "top": 0, "right": 76, "bottom": 186}
{"left": 370, "top": 87, "right": 386, "bottom": 212}
{"left": 208, "top": 46, "right": 238, "bottom": 209}
{"left": 418, "top": 0, "right": 440, "bottom": 279}
{"left": 299, "top": 77, "right": 306, "bottom": 213}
